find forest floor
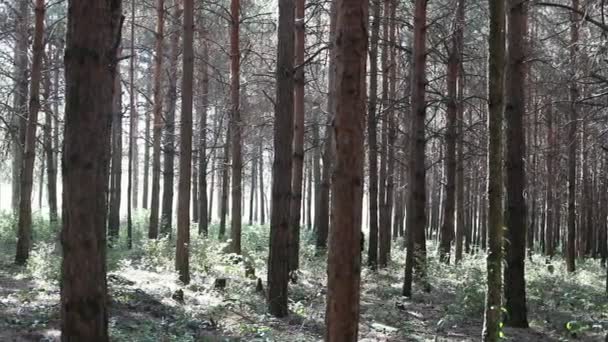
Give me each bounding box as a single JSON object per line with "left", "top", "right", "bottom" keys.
{"left": 0, "top": 213, "right": 607, "bottom": 341}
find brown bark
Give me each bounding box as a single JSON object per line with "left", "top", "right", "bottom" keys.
{"left": 230, "top": 0, "right": 243, "bottom": 254}
{"left": 267, "top": 0, "right": 295, "bottom": 317}
{"left": 566, "top": 0, "right": 579, "bottom": 273}
{"left": 219, "top": 124, "right": 230, "bottom": 240}
{"left": 439, "top": 0, "right": 464, "bottom": 263}
{"left": 143, "top": 73, "right": 152, "bottom": 209}
{"left": 249, "top": 157, "right": 256, "bottom": 226}
{"left": 545, "top": 102, "right": 555, "bottom": 257}
{"left": 504, "top": 0, "right": 529, "bottom": 328}
{"left": 126, "top": 0, "right": 137, "bottom": 249}
{"left": 258, "top": 141, "right": 266, "bottom": 225}
{"left": 43, "top": 50, "right": 58, "bottom": 229}
{"left": 367, "top": 0, "right": 381, "bottom": 269}
{"left": 107, "top": 59, "right": 122, "bottom": 244}
{"left": 482, "top": 0, "right": 506, "bottom": 338}
{"left": 288, "top": 0, "right": 306, "bottom": 272}
{"left": 403, "top": 0, "right": 429, "bottom": 297}
{"left": 176, "top": 0, "right": 194, "bottom": 284}
{"left": 15, "top": 0, "right": 45, "bottom": 264}
{"left": 161, "top": 1, "right": 182, "bottom": 237}
{"left": 149, "top": 0, "right": 165, "bottom": 239}
{"left": 11, "top": 0, "right": 30, "bottom": 215}
{"left": 325, "top": 0, "right": 367, "bottom": 338}
{"left": 60, "top": 0, "right": 121, "bottom": 338}
{"left": 315, "top": 1, "right": 336, "bottom": 252}
{"left": 198, "top": 27, "right": 210, "bottom": 236}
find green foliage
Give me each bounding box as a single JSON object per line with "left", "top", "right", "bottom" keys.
{"left": 25, "top": 241, "right": 60, "bottom": 284}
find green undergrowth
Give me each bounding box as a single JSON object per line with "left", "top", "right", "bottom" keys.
{"left": 0, "top": 210, "right": 607, "bottom": 340}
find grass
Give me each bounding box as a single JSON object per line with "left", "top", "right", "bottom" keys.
{"left": 0, "top": 210, "right": 607, "bottom": 341}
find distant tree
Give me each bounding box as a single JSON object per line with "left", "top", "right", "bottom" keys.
{"left": 149, "top": 0, "right": 165, "bottom": 239}
{"left": 15, "top": 0, "right": 45, "bottom": 264}
{"left": 230, "top": 0, "right": 243, "bottom": 254}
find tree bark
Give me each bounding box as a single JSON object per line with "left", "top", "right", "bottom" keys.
{"left": 258, "top": 140, "right": 265, "bottom": 225}
{"left": 267, "top": 0, "right": 295, "bottom": 317}
{"left": 15, "top": 0, "right": 45, "bottom": 264}
{"left": 143, "top": 73, "right": 152, "bottom": 209}
{"left": 60, "top": 0, "right": 121, "bottom": 338}
{"left": 43, "top": 50, "right": 58, "bottom": 229}
{"left": 439, "top": 0, "right": 464, "bottom": 263}
{"left": 198, "top": 27, "right": 210, "bottom": 236}
{"left": 161, "top": 1, "right": 182, "bottom": 237}
{"left": 11, "top": 0, "right": 30, "bottom": 215}
{"left": 230, "top": 0, "right": 243, "bottom": 254}
{"left": 566, "top": 0, "right": 579, "bottom": 273}
{"left": 482, "top": 0, "right": 506, "bottom": 339}
{"left": 325, "top": 0, "right": 367, "bottom": 338}
{"left": 504, "top": 0, "right": 529, "bottom": 328}
{"left": 288, "top": 0, "right": 306, "bottom": 272}
{"left": 403, "top": 0, "right": 429, "bottom": 297}
{"left": 148, "top": 0, "right": 165, "bottom": 239}
{"left": 107, "top": 59, "right": 122, "bottom": 244}
{"left": 366, "top": 0, "right": 381, "bottom": 269}
{"left": 176, "top": 0, "right": 194, "bottom": 284}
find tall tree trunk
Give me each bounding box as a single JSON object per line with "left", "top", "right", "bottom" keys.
{"left": 60, "top": 0, "right": 121, "bottom": 337}
{"left": 149, "top": 0, "right": 165, "bottom": 239}
{"left": 161, "top": 2, "right": 182, "bottom": 237}
{"left": 127, "top": 0, "right": 137, "bottom": 249}
{"left": 545, "top": 102, "right": 555, "bottom": 257}
{"left": 143, "top": 73, "right": 152, "bottom": 209}
{"left": 289, "top": 0, "right": 306, "bottom": 272}
{"left": 325, "top": 0, "right": 367, "bottom": 338}
{"left": 402, "top": 0, "right": 429, "bottom": 297}
{"left": 504, "top": 0, "right": 529, "bottom": 328}
{"left": 176, "top": 0, "right": 194, "bottom": 284}
{"left": 439, "top": 0, "right": 464, "bottom": 263}
{"left": 249, "top": 158, "right": 256, "bottom": 226}
{"left": 366, "top": 0, "right": 381, "bottom": 269}
{"left": 15, "top": 0, "right": 45, "bottom": 264}
{"left": 11, "top": 0, "right": 30, "bottom": 215}
{"left": 230, "top": 0, "right": 242, "bottom": 254}
{"left": 312, "top": 109, "right": 321, "bottom": 231}
{"left": 267, "top": 0, "right": 295, "bottom": 317}
{"left": 219, "top": 125, "right": 231, "bottom": 240}
{"left": 566, "top": 0, "right": 579, "bottom": 273}
{"left": 43, "top": 51, "right": 58, "bottom": 229}
{"left": 107, "top": 61, "right": 122, "bottom": 244}
{"left": 198, "top": 27, "right": 209, "bottom": 236}
{"left": 258, "top": 140, "right": 265, "bottom": 225}
{"left": 482, "top": 0, "right": 505, "bottom": 339}
{"left": 377, "top": 0, "right": 390, "bottom": 268}
{"left": 315, "top": 1, "right": 336, "bottom": 252}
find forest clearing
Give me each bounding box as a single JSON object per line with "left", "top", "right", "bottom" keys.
{"left": 1, "top": 0, "right": 608, "bottom": 340}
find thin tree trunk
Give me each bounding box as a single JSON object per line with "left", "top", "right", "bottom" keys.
{"left": 143, "top": 73, "right": 152, "bottom": 209}
{"left": 11, "top": 0, "right": 30, "bottom": 215}
{"left": 149, "top": 0, "right": 165, "bottom": 239}
{"left": 15, "top": 0, "right": 44, "bottom": 264}
{"left": 482, "top": 0, "right": 506, "bottom": 338}
{"left": 198, "top": 27, "right": 209, "bottom": 236}
{"left": 258, "top": 140, "right": 266, "bottom": 225}
{"left": 230, "top": 0, "right": 242, "bottom": 254}
{"left": 289, "top": 0, "right": 306, "bottom": 272}
{"left": 219, "top": 125, "right": 230, "bottom": 240}
{"left": 249, "top": 157, "right": 256, "bottom": 226}
{"left": 403, "top": 0, "right": 429, "bottom": 297}
{"left": 176, "top": 0, "right": 194, "bottom": 284}
{"left": 566, "top": 0, "right": 579, "bottom": 273}
{"left": 60, "top": 0, "right": 121, "bottom": 337}
{"left": 107, "top": 63, "right": 122, "bottom": 244}
{"left": 306, "top": 156, "right": 312, "bottom": 230}
{"left": 127, "top": 0, "right": 137, "bottom": 249}
{"left": 43, "top": 52, "right": 58, "bottom": 228}
{"left": 161, "top": 2, "right": 182, "bottom": 237}
{"left": 439, "top": 0, "right": 464, "bottom": 263}
{"left": 366, "top": 0, "right": 381, "bottom": 269}
{"left": 267, "top": 0, "right": 295, "bottom": 317}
